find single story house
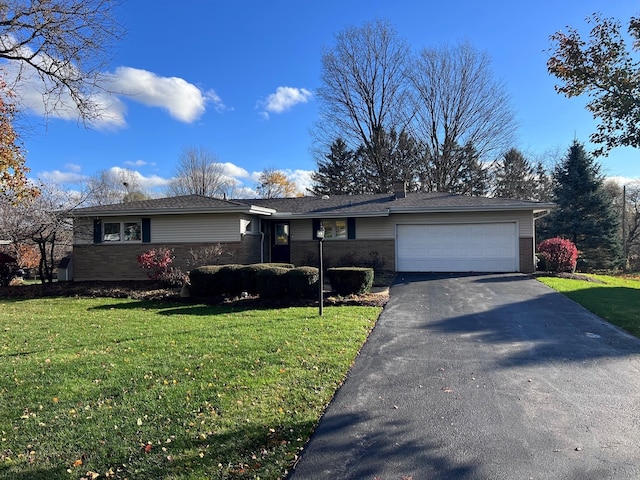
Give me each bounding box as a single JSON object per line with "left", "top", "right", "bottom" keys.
{"left": 70, "top": 185, "right": 554, "bottom": 281}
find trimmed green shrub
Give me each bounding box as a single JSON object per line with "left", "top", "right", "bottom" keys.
{"left": 217, "top": 264, "right": 245, "bottom": 295}
{"left": 0, "top": 252, "right": 17, "bottom": 287}
{"left": 327, "top": 267, "right": 374, "bottom": 295}
{"left": 286, "top": 266, "right": 319, "bottom": 299}
{"left": 256, "top": 266, "right": 290, "bottom": 299}
{"left": 189, "top": 265, "right": 223, "bottom": 297}
{"left": 240, "top": 263, "right": 294, "bottom": 294}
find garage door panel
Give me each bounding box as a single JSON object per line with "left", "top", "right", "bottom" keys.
{"left": 397, "top": 223, "right": 517, "bottom": 272}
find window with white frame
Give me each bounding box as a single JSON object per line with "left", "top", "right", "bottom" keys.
{"left": 103, "top": 221, "right": 141, "bottom": 242}
{"left": 322, "top": 219, "right": 347, "bottom": 240}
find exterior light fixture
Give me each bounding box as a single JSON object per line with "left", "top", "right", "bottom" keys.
{"left": 317, "top": 224, "right": 325, "bottom": 316}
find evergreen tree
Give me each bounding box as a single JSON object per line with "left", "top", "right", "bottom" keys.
{"left": 494, "top": 148, "right": 536, "bottom": 199}
{"left": 532, "top": 161, "right": 556, "bottom": 244}
{"left": 309, "top": 139, "right": 363, "bottom": 195}
{"left": 547, "top": 141, "right": 622, "bottom": 270}
{"left": 533, "top": 161, "right": 554, "bottom": 202}
{"left": 361, "top": 129, "right": 423, "bottom": 193}
{"left": 433, "top": 143, "right": 488, "bottom": 196}
{"left": 311, "top": 131, "right": 424, "bottom": 195}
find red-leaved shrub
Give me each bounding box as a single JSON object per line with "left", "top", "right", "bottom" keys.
{"left": 136, "top": 247, "right": 175, "bottom": 281}
{"left": 537, "top": 237, "right": 578, "bottom": 273}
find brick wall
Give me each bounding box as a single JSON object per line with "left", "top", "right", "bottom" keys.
{"left": 290, "top": 239, "right": 395, "bottom": 271}
{"left": 73, "top": 235, "right": 262, "bottom": 281}
{"left": 519, "top": 237, "right": 535, "bottom": 273}
{"left": 74, "top": 235, "right": 533, "bottom": 280}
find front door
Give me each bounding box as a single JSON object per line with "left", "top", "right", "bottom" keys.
{"left": 271, "top": 222, "right": 291, "bottom": 263}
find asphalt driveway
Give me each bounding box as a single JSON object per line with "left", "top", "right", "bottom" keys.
{"left": 288, "top": 273, "right": 640, "bottom": 480}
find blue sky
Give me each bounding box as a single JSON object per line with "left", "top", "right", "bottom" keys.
{"left": 14, "top": 0, "right": 640, "bottom": 196}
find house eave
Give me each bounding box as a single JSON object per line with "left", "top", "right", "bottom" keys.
{"left": 270, "top": 211, "right": 391, "bottom": 219}
{"left": 71, "top": 205, "right": 276, "bottom": 217}
{"left": 388, "top": 203, "right": 557, "bottom": 215}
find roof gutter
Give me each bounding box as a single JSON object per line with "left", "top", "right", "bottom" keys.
{"left": 388, "top": 203, "right": 557, "bottom": 214}
{"left": 269, "top": 211, "right": 391, "bottom": 219}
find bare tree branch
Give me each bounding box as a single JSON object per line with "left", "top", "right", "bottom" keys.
{"left": 315, "top": 18, "right": 413, "bottom": 187}
{"left": 0, "top": 0, "right": 123, "bottom": 123}
{"left": 166, "top": 146, "right": 231, "bottom": 198}
{"left": 408, "top": 42, "right": 516, "bottom": 192}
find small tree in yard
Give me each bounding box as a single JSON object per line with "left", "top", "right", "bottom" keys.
{"left": 538, "top": 237, "right": 579, "bottom": 273}
{"left": 137, "top": 247, "right": 174, "bottom": 281}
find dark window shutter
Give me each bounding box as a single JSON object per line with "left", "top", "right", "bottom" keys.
{"left": 93, "top": 219, "right": 102, "bottom": 244}
{"left": 347, "top": 217, "right": 356, "bottom": 239}
{"left": 142, "top": 218, "right": 151, "bottom": 243}
{"left": 312, "top": 219, "right": 320, "bottom": 240}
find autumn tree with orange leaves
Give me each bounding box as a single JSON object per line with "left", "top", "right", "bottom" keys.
{"left": 0, "top": 82, "right": 38, "bottom": 202}
{"left": 255, "top": 168, "right": 300, "bottom": 198}
{"left": 548, "top": 13, "right": 640, "bottom": 156}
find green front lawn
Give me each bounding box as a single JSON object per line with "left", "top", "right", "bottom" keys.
{"left": 537, "top": 274, "right": 640, "bottom": 337}
{"left": 0, "top": 298, "right": 381, "bottom": 479}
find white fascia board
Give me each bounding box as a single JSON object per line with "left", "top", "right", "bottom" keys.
{"left": 73, "top": 206, "right": 262, "bottom": 217}
{"left": 248, "top": 206, "right": 276, "bottom": 215}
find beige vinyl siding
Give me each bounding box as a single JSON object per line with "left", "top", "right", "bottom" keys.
{"left": 290, "top": 219, "right": 312, "bottom": 241}
{"left": 356, "top": 217, "right": 395, "bottom": 240}
{"left": 288, "top": 211, "right": 533, "bottom": 242}
{"left": 357, "top": 211, "right": 533, "bottom": 239}
{"left": 152, "top": 214, "right": 241, "bottom": 243}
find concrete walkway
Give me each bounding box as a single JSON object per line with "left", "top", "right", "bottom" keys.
{"left": 288, "top": 273, "right": 640, "bottom": 480}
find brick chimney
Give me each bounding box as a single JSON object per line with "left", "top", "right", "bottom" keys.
{"left": 393, "top": 181, "right": 406, "bottom": 199}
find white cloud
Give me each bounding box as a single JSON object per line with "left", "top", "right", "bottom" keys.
{"left": 106, "top": 66, "right": 222, "bottom": 123}
{"left": 232, "top": 186, "right": 258, "bottom": 199}
{"left": 0, "top": 48, "right": 224, "bottom": 127}
{"left": 39, "top": 162, "right": 311, "bottom": 199}
{"left": 124, "top": 159, "right": 153, "bottom": 168}
{"left": 39, "top": 170, "right": 88, "bottom": 185}
{"left": 606, "top": 175, "right": 640, "bottom": 186}
{"left": 221, "top": 162, "right": 250, "bottom": 179}
{"left": 64, "top": 163, "right": 82, "bottom": 173}
{"left": 286, "top": 169, "right": 315, "bottom": 194}
{"left": 259, "top": 86, "right": 312, "bottom": 118}
{"left": 108, "top": 166, "right": 170, "bottom": 189}
{"left": 3, "top": 61, "right": 128, "bottom": 128}
{"left": 206, "top": 90, "right": 228, "bottom": 113}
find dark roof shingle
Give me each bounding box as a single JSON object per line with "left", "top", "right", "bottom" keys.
{"left": 71, "top": 193, "right": 554, "bottom": 217}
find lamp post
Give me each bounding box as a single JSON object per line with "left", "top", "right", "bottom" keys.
{"left": 317, "top": 224, "right": 325, "bottom": 316}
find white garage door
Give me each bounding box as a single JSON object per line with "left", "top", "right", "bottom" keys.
{"left": 396, "top": 223, "right": 518, "bottom": 272}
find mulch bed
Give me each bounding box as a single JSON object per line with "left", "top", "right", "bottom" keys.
{"left": 0, "top": 281, "right": 390, "bottom": 307}
{"left": 532, "top": 271, "right": 606, "bottom": 283}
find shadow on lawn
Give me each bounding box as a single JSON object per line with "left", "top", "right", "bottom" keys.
{"left": 0, "top": 419, "right": 317, "bottom": 480}
{"left": 87, "top": 299, "right": 305, "bottom": 316}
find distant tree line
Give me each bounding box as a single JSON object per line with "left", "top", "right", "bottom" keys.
{"left": 310, "top": 20, "right": 518, "bottom": 196}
